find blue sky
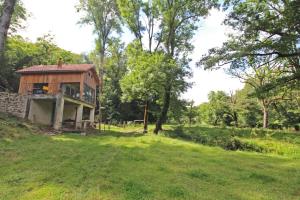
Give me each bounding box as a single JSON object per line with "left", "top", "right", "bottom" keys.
{"left": 19, "top": 0, "right": 243, "bottom": 105}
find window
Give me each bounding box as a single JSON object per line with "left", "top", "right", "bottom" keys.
{"left": 83, "top": 84, "right": 95, "bottom": 104}
{"left": 61, "top": 83, "right": 80, "bottom": 99}
{"left": 33, "top": 83, "right": 49, "bottom": 94}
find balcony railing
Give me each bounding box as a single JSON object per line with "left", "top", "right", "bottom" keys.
{"left": 22, "top": 83, "right": 96, "bottom": 105}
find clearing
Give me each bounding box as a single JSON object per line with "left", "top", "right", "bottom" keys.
{"left": 0, "top": 114, "right": 300, "bottom": 200}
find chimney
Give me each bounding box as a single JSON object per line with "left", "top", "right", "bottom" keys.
{"left": 57, "top": 58, "right": 63, "bottom": 68}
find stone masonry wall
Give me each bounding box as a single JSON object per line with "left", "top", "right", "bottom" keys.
{"left": 0, "top": 92, "right": 28, "bottom": 118}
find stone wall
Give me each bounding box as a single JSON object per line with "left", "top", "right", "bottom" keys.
{"left": 0, "top": 92, "right": 28, "bottom": 118}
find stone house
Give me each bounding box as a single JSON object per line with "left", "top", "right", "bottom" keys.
{"left": 16, "top": 63, "right": 99, "bottom": 130}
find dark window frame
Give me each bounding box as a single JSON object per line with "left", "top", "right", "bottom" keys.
{"left": 60, "top": 83, "right": 80, "bottom": 99}
{"left": 32, "top": 83, "right": 49, "bottom": 94}
{"left": 83, "top": 83, "right": 95, "bottom": 104}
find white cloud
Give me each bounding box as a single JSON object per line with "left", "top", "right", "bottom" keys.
{"left": 18, "top": 3, "right": 243, "bottom": 105}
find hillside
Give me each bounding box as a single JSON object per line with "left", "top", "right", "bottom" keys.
{"left": 0, "top": 114, "right": 300, "bottom": 200}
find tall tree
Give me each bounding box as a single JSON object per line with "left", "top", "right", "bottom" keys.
{"left": 77, "top": 0, "right": 121, "bottom": 132}
{"left": 228, "top": 56, "right": 291, "bottom": 128}
{"left": 101, "top": 38, "right": 127, "bottom": 122}
{"left": 118, "top": 0, "right": 218, "bottom": 133}
{"left": 199, "top": 0, "right": 300, "bottom": 82}
{"left": 0, "top": 0, "right": 16, "bottom": 61}
{"left": 118, "top": 0, "right": 160, "bottom": 52}
{"left": 118, "top": 0, "right": 164, "bottom": 133}
{"left": 121, "top": 42, "right": 172, "bottom": 133}
{"left": 153, "top": 0, "right": 219, "bottom": 133}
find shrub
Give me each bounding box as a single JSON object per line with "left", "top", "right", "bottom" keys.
{"left": 163, "top": 126, "right": 299, "bottom": 155}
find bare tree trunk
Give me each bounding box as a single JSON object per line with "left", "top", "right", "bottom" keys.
{"left": 154, "top": 85, "right": 171, "bottom": 134}
{"left": 263, "top": 105, "right": 269, "bottom": 129}
{"left": 98, "top": 50, "right": 104, "bottom": 133}
{"left": 0, "top": 0, "right": 16, "bottom": 59}
{"left": 143, "top": 100, "right": 148, "bottom": 133}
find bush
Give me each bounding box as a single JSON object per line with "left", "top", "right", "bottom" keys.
{"left": 164, "top": 126, "right": 270, "bottom": 153}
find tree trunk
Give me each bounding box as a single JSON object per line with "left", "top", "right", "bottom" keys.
{"left": 213, "top": 117, "right": 219, "bottom": 126}
{"left": 143, "top": 100, "right": 148, "bottom": 133}
{"left": 154, "top": 85, "right": 171, "bottom": 134}
{"left": 98, "top": 50, "right": 104, "bottom": 132}
{"left": 233, "top": 112, "right": 238, "bottom": 127}
{"left": 263, "top": 105, "right": 269, "bottom": 129}
{"left": 0, "top": 0, "right": 16, "bottom": 60}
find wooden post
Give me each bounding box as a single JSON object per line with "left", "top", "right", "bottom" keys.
{"left": 143, "top": 101, "right": 148, "bottom": 133}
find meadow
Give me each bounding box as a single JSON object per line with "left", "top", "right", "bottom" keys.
{"left": 0, "top": 114, "right": 300, "bottom": 200}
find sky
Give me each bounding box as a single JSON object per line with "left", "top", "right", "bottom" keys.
{"left": 19, "top": 0, "right": 244, "bottom": 105}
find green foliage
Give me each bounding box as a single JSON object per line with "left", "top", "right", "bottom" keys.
{"left": 199, "top": 56, "right": 299, "bottom": 130}
{"left": 163, "top": 125, "right": 300, "bottom": 156}
{"left": 121, "top": 42, "right": 168, "bottom": 102}
{"left": 0, "top": 35, "right": 84, "bottom": 91}
{"left": 167, "top": 98, "right": 188, "bottom": 124}
{"left": 77, "top": 0, "right": 121, "bottom": 53}
{"left": 200, "top": 0, "right": 300, "bottom": 69}
{"left": 235, "top": 84, "right": 262, "bottom": 128}
{"left": 198, "top": 91, "right": 238, "bottom": 126}
{"left": 118, "top": 0, "right": 219, "bottom": 132}
{"left": 198, "top": 1, "right": 300, "bottom": 129}
{"left": 157, "top": 0, "right": 219, "bottom": 56}
{"left": 184, "top": 100, "right": 197, "bottom": 125}
{"left": 1, "top": 114, "right": 300, "bottom": 199}
{"left": 101, "top": 39, "right": 127, "bottom": 121}
{"left": 0, "top": 0, "right": 28, "bottom": 33}
{"left": 117, "top": 0, "right": 144, "bottom": 45}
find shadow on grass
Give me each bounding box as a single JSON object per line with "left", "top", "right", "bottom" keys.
{"left": 163, "top": 125, "right": 300, "bottom": 154}
{"left": 1, "top": 118, "right": 300, "bottom": 200}
{"left": 91, "top": 130, "right": 145, "bottom": 138}
{"left": 1, "top": 131, "right": 300, "bottom": 200}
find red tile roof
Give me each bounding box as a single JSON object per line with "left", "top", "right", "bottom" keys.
{"left": 16, "top": 64, "right": 95, "bottom": 74}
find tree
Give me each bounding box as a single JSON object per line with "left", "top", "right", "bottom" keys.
{"left": 118, "top": 0, "right": 163, "bottom": 133}
{"left": 100, "top": 38, "right": 127, "bottom": 122}
{"left": 118, "top": 0, "right": 218, "bottom": 133}
{"left": 0, "top": 35, "right": 84, "bottom": 91}
{"left": 197, "top": 102, "right": 210, "bottom": 125}
{"left": 0, "top": 0, "right": 16, "bottom": 58}
{"left": 197, "top": 91, "right": 238, "bottom": 126}
{"left": 77, "top": 0, "right": 122, "bottom": 132}
{"left": 1, "top": 0, "right": 27, "bottom": 33}
{"left": 121, "top": 42, "right": 173, "bottom": 133}
{"left": 153, "top": 0, "right": 219, "bottom": 133}
{"left": 234, "top": 84, "right": 262, "bottom": 128}
{"left": 117, "top": 0, "right": 161, "bottom": 52}
{"left": 270, "top": 86, "right": 300, "bottom": 130}
{"left": 208, "top": 91, "right": 234, "bottom": 126}
{"left": 185, "top": 100, "right": 197, "bottom": 126}
{"left": 228, "top": 56, "right": 292, "bottom": 128}
{"left": 167, "top": 97, "right": 187, "bottom": 124}
{"left": 199, "top": 0, "right": 300, "bottom": 82}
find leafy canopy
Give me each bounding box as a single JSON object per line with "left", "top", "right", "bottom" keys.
{"left": 199, "top": 0, "right": 300, "bottom": 71}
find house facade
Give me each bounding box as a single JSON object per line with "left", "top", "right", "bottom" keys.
{"left": 17, "top": 63, "right": 99, "bottom": 130}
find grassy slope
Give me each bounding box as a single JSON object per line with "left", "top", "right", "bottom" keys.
{"left": 0, "top": 116, "right": 300, "bottom": 200}
{"left": 163, "top": 125, "right": 300, "bottom": 157}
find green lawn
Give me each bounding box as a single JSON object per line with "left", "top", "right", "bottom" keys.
{"left": 0, "top": 115, "right": 300, "bottom": 200}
